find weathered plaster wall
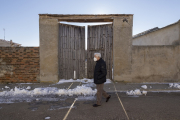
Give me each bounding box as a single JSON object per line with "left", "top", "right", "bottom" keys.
{"left": 131, "top": 46, "right": 180, "bottom": 83}
{"left": 39, "top": 14, "right": 133, "bottom": 83}
{"left": 39, "top": 18, "right": 59, "bottom": 83}
{"left": 0, "top": 47, "right": 39, "bottom": 83}
{"left": 133, "top": 21, "right": 180, "bottom": 45}
{"left": 113, "top": 16, "right": 133, "bottom": 82}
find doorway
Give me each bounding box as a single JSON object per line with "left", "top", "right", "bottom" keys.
{"left": 58, "top": 22, "right": 113, "bottom": 80}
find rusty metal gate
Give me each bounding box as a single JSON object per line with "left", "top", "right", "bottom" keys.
{"left": 58, "top": 23, "right": 85, "bottom": 79}
{"left": 87, "top": 24, "right": 113, "bottom": 79}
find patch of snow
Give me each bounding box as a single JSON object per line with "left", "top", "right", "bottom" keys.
{"left": 0, "top": 85, "right": 97, "bottom": 97}
{"left": 169, "top": 83, "right": 174, "bottom": 88}
{"left": 128, "top": 82, "right": 180, "bottom": 84}
{"left": 142, "top": 91, "right": 147, "bottom": 95}
{"left": 49, "top": 105, "right": 75, "bottom": 110}
{"left": 169, "top": 83, "right": 180, "bottom": 89}
{"left": 57, "top": 79, "right": 81, "bottom": 84}
{"left": 126, "top": 89, "right": 147, "bottom": 96}
{"left": 45, "top": 117, "right": 50, "bottom": 119}
{"left": 106, "top": 79, "right": 112, "bottom": 83}
{"left": 59, "top": 106, "right": 76, "bottom": 109}
{"left": 57, "top": 78, "right": 111, "bottom": 84}
{"left": 26, "top": 86, "right": 31, "bottom": 90}
{"left": 18, "top": 83, "right": 33, "bottom": 84}
{"left": 5, "top": 86, "right": 10, "bottom": 89}
{"left": 0, "top": 97, "right": 65, "bottom": 104}
{"left": 141, "top": 85, "right": 147, "bottom": 89}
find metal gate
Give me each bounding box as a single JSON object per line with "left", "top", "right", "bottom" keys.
{"left": 58, "top": 23, "right": 85, "bottom": 79}
{"left": 87, "top": 24, "right": 113, "bottom": 79}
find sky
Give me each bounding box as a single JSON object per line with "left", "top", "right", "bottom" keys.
{"left": 0, "top": 0, "right": 180, "bottom": 47}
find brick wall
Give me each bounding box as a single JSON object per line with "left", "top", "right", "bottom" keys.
{"left": 0, "top": 47, "right": 39, "bottom": 83}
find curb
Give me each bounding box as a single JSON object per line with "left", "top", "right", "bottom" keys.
{"left": 106, "top": 89, "right": 180, "bottom": 93}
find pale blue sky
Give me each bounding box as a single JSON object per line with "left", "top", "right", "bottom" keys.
{"left": 0, "top": 0, "right": 180, "bottom": 47}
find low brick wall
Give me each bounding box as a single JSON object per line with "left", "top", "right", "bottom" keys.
{"left": 0, "top": 47, "right": 40, "bottom": 83}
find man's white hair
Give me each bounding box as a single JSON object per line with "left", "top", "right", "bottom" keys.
{"left": 94, "top": 53, "right": 101, "bottom": 58}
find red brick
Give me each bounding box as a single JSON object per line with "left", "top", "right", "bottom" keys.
{"left": 0, "top": 47, "right": 40, "bottom": 83}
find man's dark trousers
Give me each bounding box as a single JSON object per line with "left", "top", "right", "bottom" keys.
{"left": 96, "top": 83, "right": 109, "bottom": 105}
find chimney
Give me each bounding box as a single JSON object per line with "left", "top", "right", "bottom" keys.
{"left": 10, "top": 40, "right": 12, "bottom": 47}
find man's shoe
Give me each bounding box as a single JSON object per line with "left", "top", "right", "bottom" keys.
{"left": 106, "top": 95, "right": 111, "bottom": 102}
{"left": 93, "top": 104, "right": 101, "bottom": 107}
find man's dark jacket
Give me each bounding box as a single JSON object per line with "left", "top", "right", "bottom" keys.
{"left": 94, "top": 58, "right": 107, "bottom": 84}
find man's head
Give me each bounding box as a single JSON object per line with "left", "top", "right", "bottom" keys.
{"left": 94, "top": 53, "right": 101, "bottom": 61}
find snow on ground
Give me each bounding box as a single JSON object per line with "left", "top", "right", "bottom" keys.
{"left": 57, "top": 78, "right": 111, "bottom": 84}
{"left": 5, "top": 86, "right": 10, "bottom": 89}
{"left": 0, "top": 85, "right": 97, "bottom": 97}
{"left": 169, "top": 83, "right": 180, "bottom": 89}
{"left": 45, "top": 117, "right": 50, "bottom": 119}
{"left": 141, "top": 85, "right": 147, "bottom": 89}
{"left": 49, "top": 105, "right": 76, "bottom": 110}
{"left": 18, "top": 83, "right": 34, "bottom": 84}
{"left": 126, "top": 89, "right": 147, "bottom": 96}
{"left": 127, "top": 84, "right": 148, "bottom": 96}
{"left": 0, "top": 85, "right": 97, "bottom": 103}
{"left": 26, "top": 86, "right": 31, "bottom": 90}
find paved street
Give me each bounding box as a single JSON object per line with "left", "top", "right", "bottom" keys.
{"left": 0, "top": 90, "right": 180, "bottom": 120}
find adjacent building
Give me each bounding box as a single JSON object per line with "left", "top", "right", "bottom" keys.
{"left": 0, "top": 39, "right": 21, "bottom": 47}
{"left": 133, "top": 20, "right": 180, "bottom": 45}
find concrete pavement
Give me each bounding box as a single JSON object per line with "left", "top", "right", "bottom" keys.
{"left": 0, "top": 92, "right": 180, "bottom": 120}
{"left": 0, "top": 80, "right": 180, "bottom": 120}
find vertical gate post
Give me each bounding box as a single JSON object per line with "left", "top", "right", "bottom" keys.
{"left": 113, "top": 16, "right": 133, "bottom": 82}
{"left": 39, "top": 18, "right": 59, "bottom": 83}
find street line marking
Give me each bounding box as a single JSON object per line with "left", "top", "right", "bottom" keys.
{"left": 63, "top": 82, "right": 82, "bottom": 120}
{"left": 67, "top": 83, "right": 73, "bottom": 90}
{"left": 63, "top": 98, "right": 77, "bottom": 120}
{"left": 112, "top": 82, "right": 130, "bottom": 120}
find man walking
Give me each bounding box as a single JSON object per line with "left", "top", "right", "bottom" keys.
{"left": 93, "top": 53, "right": 111, "bottom": 107}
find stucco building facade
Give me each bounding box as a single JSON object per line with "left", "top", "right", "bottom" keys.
{"left": 133, "top": 20, "right": 180, "bottom": 45}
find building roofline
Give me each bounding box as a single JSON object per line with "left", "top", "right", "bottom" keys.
{"left": 133, "top": 19, "right": 180, "bottom": 39}
{"left": 133, "top": 27, "right": 159, "bottom": 39}
{"left": 0, "top": 39, "right": 21, "bottom": 46}
{"left": 39, "top": 14, "right": 134, "bottom": 16}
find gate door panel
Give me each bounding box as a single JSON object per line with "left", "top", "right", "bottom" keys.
{"left": 58, "top": 23, "right": 85, "bottom": 79}
{"left": 87, "top": 24, "right": 113, "bottom": 79}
